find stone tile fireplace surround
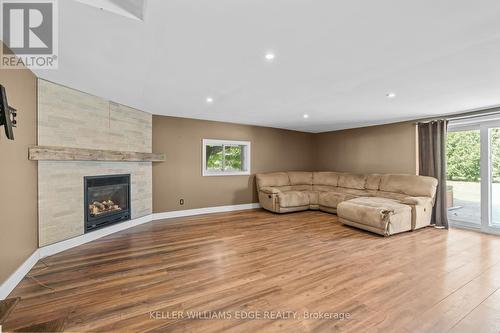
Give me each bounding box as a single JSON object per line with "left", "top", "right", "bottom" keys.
{"left": 37, "top": 80, "right": 153, "bottom": 246}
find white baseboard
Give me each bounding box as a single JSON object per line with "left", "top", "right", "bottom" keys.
{"left": 39, "top": 214, "right": 154, "bottom": 259}
{"left": 0, "top": 250, "right": 40, "bottom": 300}
{"left": 153, "top": 203, "right": 261, "bottom": 221}
{"left": 0, "top": 203, "right": 260, "bottom": 300}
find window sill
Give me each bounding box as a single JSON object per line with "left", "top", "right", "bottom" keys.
{"left": 203, "top": 171, "right": 251, "bottom": 177}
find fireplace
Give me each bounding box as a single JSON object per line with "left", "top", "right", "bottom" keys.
{"left": 84, "top": 174, "right": 131, "bottom": 232}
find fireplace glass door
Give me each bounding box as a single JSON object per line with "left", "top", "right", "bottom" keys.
{"left": 85, "top": 174, "right": 131, "bottom": 232}
{"left": 88, "top": 184, "right": 128, "bottom": 217}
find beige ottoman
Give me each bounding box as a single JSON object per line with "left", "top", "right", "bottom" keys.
{"left": 337, "top": 197, "right": 412, "bottom": 236}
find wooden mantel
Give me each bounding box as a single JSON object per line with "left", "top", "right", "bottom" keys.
{"left": 29, "top": 145, "right": 165, "bottom": 162}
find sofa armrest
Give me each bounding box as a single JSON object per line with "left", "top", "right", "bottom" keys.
{"left": 260, "top": 186, "right": 282, "bottom": 194}
{"left": 401, "top": 196, "right": 432, "bottom": 206}
{"left": 400, "top": 196, "right": 434, "bottom": 230}
{"left": 258, "top": 189, "right": 280, "bottom": 213}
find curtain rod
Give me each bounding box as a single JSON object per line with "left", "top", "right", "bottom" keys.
{"left": 415, "top": 105, "right": 500, "bottom": 124}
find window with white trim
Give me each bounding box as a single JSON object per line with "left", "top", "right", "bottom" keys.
{"left": 202, "top": 139, "right": 251, "bottom": 176}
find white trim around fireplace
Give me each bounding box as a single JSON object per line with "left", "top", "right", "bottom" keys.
{"left": 0, "top": 203, "right": 261, "bottom": 300}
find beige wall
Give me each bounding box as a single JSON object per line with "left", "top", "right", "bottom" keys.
{"left": 314, "top": 122, "right": 418, "bottom": 174}
{"left": 0, "top": 55, "right": 38, "bottom": 285}
{"left": 152, "top": 116, "right": 315, "bottom": 212}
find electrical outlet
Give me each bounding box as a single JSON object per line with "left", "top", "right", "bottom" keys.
{"left": 180, "top": 199, "right": 184, "bottom": 205}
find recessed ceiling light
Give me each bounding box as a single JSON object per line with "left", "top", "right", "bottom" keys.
{"left": 386, "top": 92, "right": 396, "bottom": 98}
{"left": 303, "top": 114, "right": 309, "bottom": 119}
{"left": 265, "top": 52, "right": 276, "bottom": 61}
{"left": 206, "top": 97, "right": 214, "bottom": 104}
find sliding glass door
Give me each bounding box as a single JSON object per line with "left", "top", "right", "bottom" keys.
{"left": 447, "top": 117, "right": 500, "bottom": 234}
{"left": 490, "top": 128, "right": 500, "bottom": 226}
{"left": 446, "top": 129, "right": 481, "bottom": 227}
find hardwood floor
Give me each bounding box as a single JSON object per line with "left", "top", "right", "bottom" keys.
{"left": 0, "top": 298, "right": 19, "bottom": 325}
{"left": 4, "top": 209, "right": 500, "bottom": 332}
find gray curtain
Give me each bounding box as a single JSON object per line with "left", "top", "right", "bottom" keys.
{"left": 418, "top": 120, "right": 449, "bottom": 229}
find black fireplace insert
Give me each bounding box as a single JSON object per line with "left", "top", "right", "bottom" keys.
{"left": 84, "top": 174, "right": 131, "bottom": 232}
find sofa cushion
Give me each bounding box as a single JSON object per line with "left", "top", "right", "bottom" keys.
{"left": 259, "top": 186, "right": 281, "bottom": 194}
{"left": 400, "top": 196, "right": 433, "bottom": 206}
{"left": 290, "top": 185, "right": 313, "bottom": 191}
{"left": 379, "top": 174, "right": 438, "bottom": 198}
{"left": 288, "top": 172, "right": 313, "bottom": 185}
{"left": 370, "top": 190, "right": 408, "bottom": 201}
{"left": 313, "top": 185, "right": 337, "bottom": 192}
{"left": 256, "top": 172, "right": 290, "bottom": 189}
{"left": 365, "top": 174, "right": 382, "bottom": 190}
{"left": 308, "top": 191, "right": 319, "bottom": 205}
{"left": 338, "top": 173, "right": 366, "bottom": 189}
{"left": 333, "top": 187, "right": 373, "bottom": 197}
{"left": 319, "top": 191, "right": 356, "bottom": 209}
{"left": 337, "top": 197, "right": 412, "bottom": 236}
{"left": 277, "top": 191, "right": 310, "bottom": 208}
{"left": 312, "top": 172, "right": 339, "bottom": 186}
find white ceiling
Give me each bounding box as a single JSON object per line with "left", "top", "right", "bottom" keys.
{"left": 34, "top": 0, "right": 500, "bottom": 133}
{"left": 74, "top": 0, "right": 146, "bottom": 20}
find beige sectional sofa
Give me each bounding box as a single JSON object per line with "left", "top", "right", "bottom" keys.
{"left": 256, "top": 172, "right": 438, "bottom": 236}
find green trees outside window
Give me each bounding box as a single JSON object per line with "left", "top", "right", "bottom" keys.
{"left": 491, "top": 128, "right": 500, "bottom": 183}
{"left": 206, "top": 144, "right": 244, "bottom": 171}
{"left": 446, "top": 129, "right": 500, "bottom": 182}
